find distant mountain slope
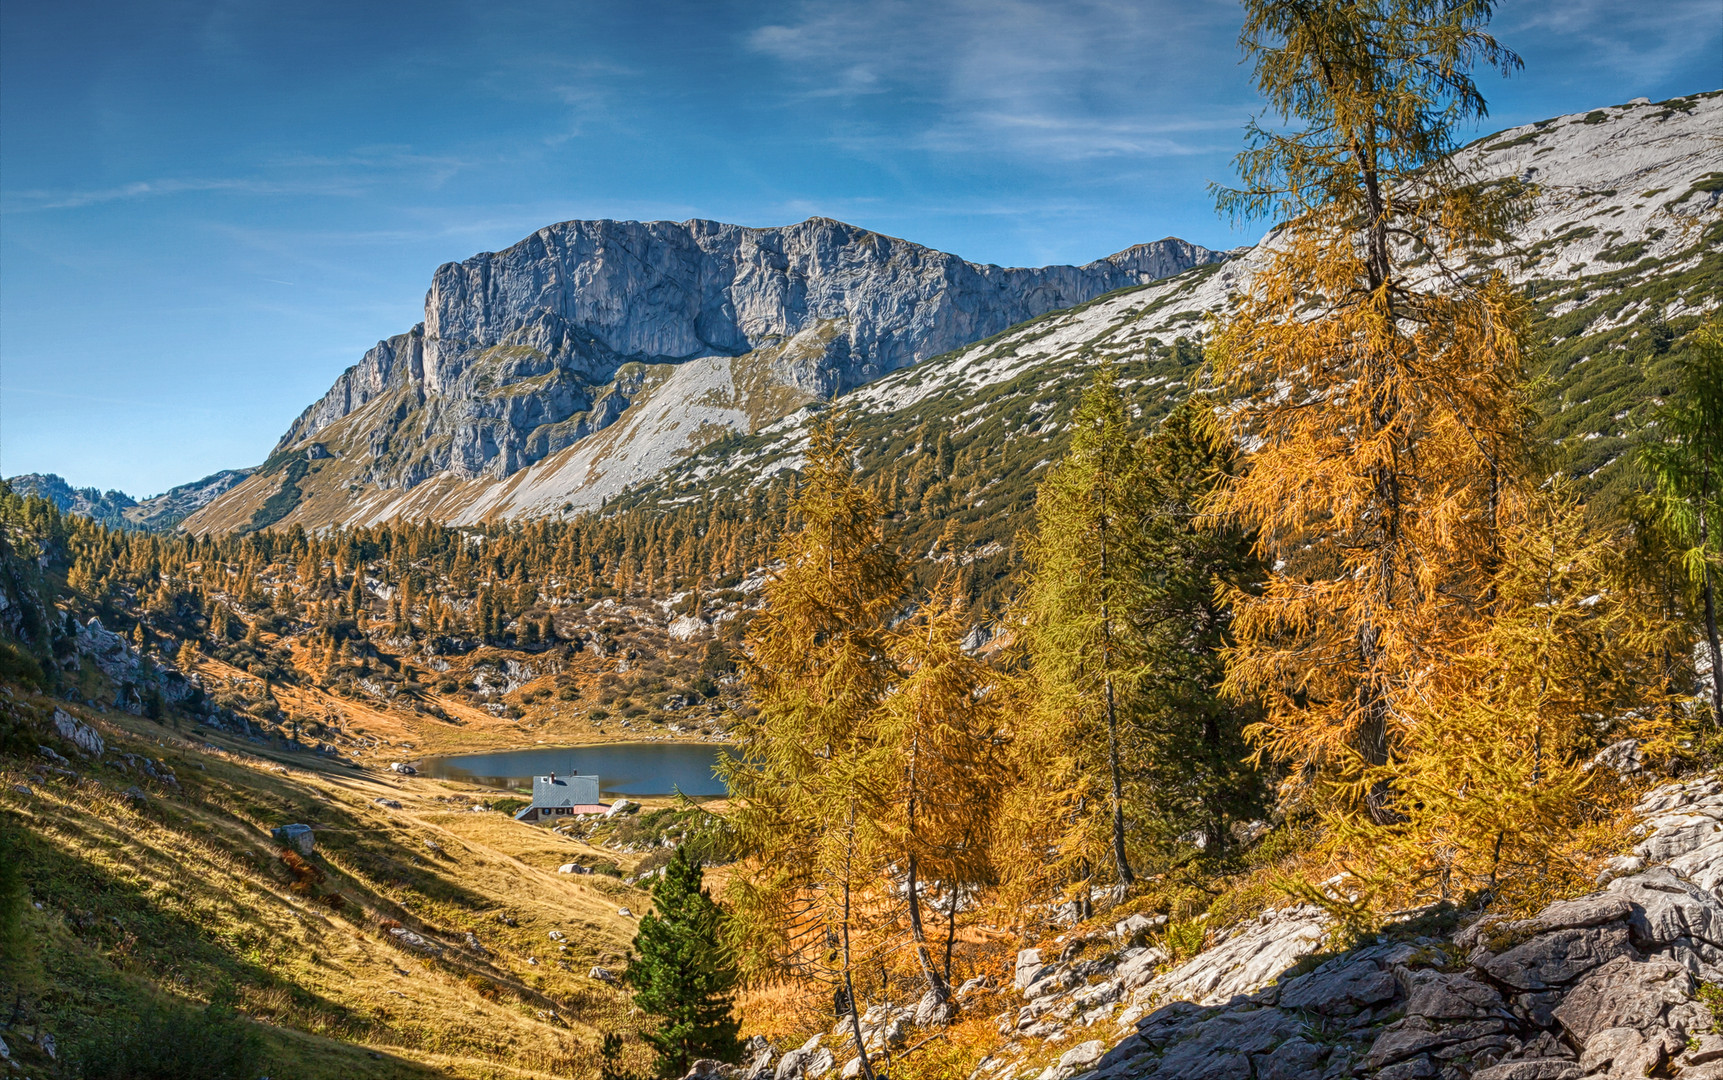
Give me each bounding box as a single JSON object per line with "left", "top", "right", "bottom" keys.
{"left": 5, "top": 469, "right": 254, "bottom": 532}
{"left": 5, "top": 474, "right": 137, "bottom": 529}
{"left": 597, "top": 90, "right": 1723, "bottom": 583}
{"left": 181, "top": 222, "right": 1224, "bottom": 533}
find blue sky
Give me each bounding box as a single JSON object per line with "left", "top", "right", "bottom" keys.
{"left": 3, "top": 0, "right": 1718, "bottom": 496}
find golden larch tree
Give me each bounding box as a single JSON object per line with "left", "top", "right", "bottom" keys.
{"left": 1208, "top": 0, "right": 1531, "bottom": 824}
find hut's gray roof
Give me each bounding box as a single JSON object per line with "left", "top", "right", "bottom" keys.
{"left": 533, "top": 774, "right": 600, "bottom": 808}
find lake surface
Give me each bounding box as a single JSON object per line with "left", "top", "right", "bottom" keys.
{"left": 421, "top": 742, "right": 730, "bottom": 796}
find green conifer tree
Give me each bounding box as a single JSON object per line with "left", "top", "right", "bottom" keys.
{"left": 623, "top": 845, "right": 741, "bottom": 1077}
{"left": 1012, "top": 362, "right": 1152, "bottom": 892}
{"left": 1639, "top": 319, "right": 1723, "bottom": 726}
{"left": 1134, "top": 400, "right": 1269, "bottom": 853}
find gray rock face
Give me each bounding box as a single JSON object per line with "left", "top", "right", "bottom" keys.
{"left": 274, "top": 217, "right": 1224, "bottom": 491}
{"left": 961, "top": 766, "right": 1723, "bottom": 1080}
{"left": 52, "top": 709, "right": 103, "bottom": 757}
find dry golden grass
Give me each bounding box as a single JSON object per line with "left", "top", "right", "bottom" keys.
{"left": 3, "top": 688, "right": 656, "bottom": 1078}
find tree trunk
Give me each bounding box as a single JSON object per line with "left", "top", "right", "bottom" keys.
{"left": 903, "top": 733, "right": 951, "bottom": 1006}
{"left": 1097, "top": 484, "right": 1134, "bottom": 888}
{"left": 1700, "top": 499, "right": 1722, "bottom": 727}
{"left": 1104, "top": 674, "right": 1134, "bottom": 885}
{"left": 943, "top": 884, "right": 960, "bottom": 987}
{"left": 841, "top": 807, "right": 875, "bottom": 1080}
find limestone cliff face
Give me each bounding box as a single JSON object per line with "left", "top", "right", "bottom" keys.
{"left": 274, "top": 217, "right": 1224, "bottom": 490}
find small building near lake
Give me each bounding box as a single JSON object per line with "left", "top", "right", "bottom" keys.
{"left": 513, "top": 772, "right": 609, "bottom": 823}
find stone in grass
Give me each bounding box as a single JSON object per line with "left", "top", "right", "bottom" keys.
{"left": 589, "top": 966, "right": 617, "bottom": 983}
{"left": 374, "top": 798, "right": 402, "bottom": 809}
{"left": 272, "top": 823, "right": 314, "bottom": 855}
{"left": 53, "top": 709, "right": 104, "bottom": 757}
{"left": 557, "top": 862, "right": 591, "bottom": 874}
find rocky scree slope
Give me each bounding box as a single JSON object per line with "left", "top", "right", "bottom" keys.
{"left": 726, "top": 771, "right": 1723, "bottom": 1080}
{"left": 183, "top": 220, "right": 1222, "bottom": 533}
{"left": 617, "top": 90, "right": 1723, "bottom": 543}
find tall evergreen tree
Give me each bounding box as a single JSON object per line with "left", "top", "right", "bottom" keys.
{"left": 1012, "top": 363, "right": 1152, "bottom": 894}
{"left": 623, "top": 845, "right": 741, "bottom": 1077}
{"left": 718, "top": 416, "right": 901, "bottom": 1080}
{"left": 1639, "top": 318, "right": 1723, "bottom": 726}
{"left": 878, "top": 573, "right": 1003, "bottom": 1018}
{"left": 1133, "top": 400, "right": 1269, "bottom": 853}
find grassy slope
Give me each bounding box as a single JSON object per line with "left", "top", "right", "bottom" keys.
{"left": 1, "top": 682, "right": 658, "bottom": 1078}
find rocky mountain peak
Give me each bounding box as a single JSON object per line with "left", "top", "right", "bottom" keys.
{"left": 182, "top": 218, "right": 1221, "bottom": 533}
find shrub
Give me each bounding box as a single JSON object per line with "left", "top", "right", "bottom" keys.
{"left": 0, "top": 641, "right": 46, "bottom": 690}
{"left": 74, "top": 987, "right": 263, "bottom": 1080}
{"left": 1156, "top": 918, "right": 1207, "bottom": 963}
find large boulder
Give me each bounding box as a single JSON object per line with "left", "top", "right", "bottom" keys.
{"left": 271, "top": 823, "right": 314, "bottom": 855}
{"left": 52, "top": 709, "right": 103, "bottom": 757}
{"left": 1277, "top": 956, "right": 1400, "bottom": 1016}
{"left": 1140, "top": 905, "right": 1327, "bottom": 1006}
{"left": 1477, "top": 926, "right": 1637, "bottom": 991}
{"left": 1550, "top": 955, "right": 1700, "bottom": 1044}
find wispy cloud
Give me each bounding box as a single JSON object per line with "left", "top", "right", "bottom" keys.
{"left": 3, "top": 144, "right": 477, "bottom": 214}
{"left": 1, "top": 176, "right": 345, "bottom": 212}
{"left": 745, "top": 0, "right": 1249, "bottom": 161}
{"left": 1499, "top": 0, "right": 1722, "bottom": 80}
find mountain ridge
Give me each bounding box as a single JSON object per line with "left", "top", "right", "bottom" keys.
{"left": 7, "top": 469, "right": 254, "bottom": 532}
{"left": 18, "top": 90, "right": 1721, "bottom": 538}
{"left": 171, "top": 220, "right": 1224, "bottom": 533}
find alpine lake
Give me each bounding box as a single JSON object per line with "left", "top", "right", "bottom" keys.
{"left": 420, "top": 741, "right": 730, "bottom": 798}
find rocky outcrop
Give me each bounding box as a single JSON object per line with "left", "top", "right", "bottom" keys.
{"left": 64, "top": 616, "right": 200, "bottom": 715}
{"left": 968, "top": 772, "right": 1723, "bottom": 1080}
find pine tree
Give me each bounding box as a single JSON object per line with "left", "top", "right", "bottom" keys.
{"left": 878, "top": 573, "right": 1003, "bottom": 1017}
{"left": 1012, "top": 362, "right": 1152, "bottom": 894}
{"left": 1133, "top": 400, "right": 1269, "bottom": 853}
{"left": 718, "top": 416, "right": 901, "bottom": 1080}
{"left": 623, "top": 845, "right": 741, "bottom": 1077}
{"left": 1639, "top": 318, "right": 1723, "bottom": 726}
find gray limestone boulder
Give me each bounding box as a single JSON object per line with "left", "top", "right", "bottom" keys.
{"left": 1470, "top": 1063, "right": 1579, "bottom": 1080}
{"left": 1400, "top": 970, "right": 1509, "bottom": 1021}
{"left": 1015, "top": 947, "right": 1047, "bottom": 990}
{"left": 1576, "top": 1025, "right": 1676, "bottom": 1076}
{"left": 1609, "top": 866, "right": 1723, "bottom": 955}
{"left": 1277, "top": 956, "right": 1400, "bottom": 1016}
{"left": 1550, "top": 954, "right": 1695, "bottom": 1044}
{"left": 53, "top": 709, "right": 103, "bottom": 757}
{"left": 1148, "top": 1006, "right": 1303, "bottom": 1080}
{"left": 272, "top": 823, "right": 315, "bottom": 855}
{"left": 1478, "top": 925, "right": 1637, "bottom": 991}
